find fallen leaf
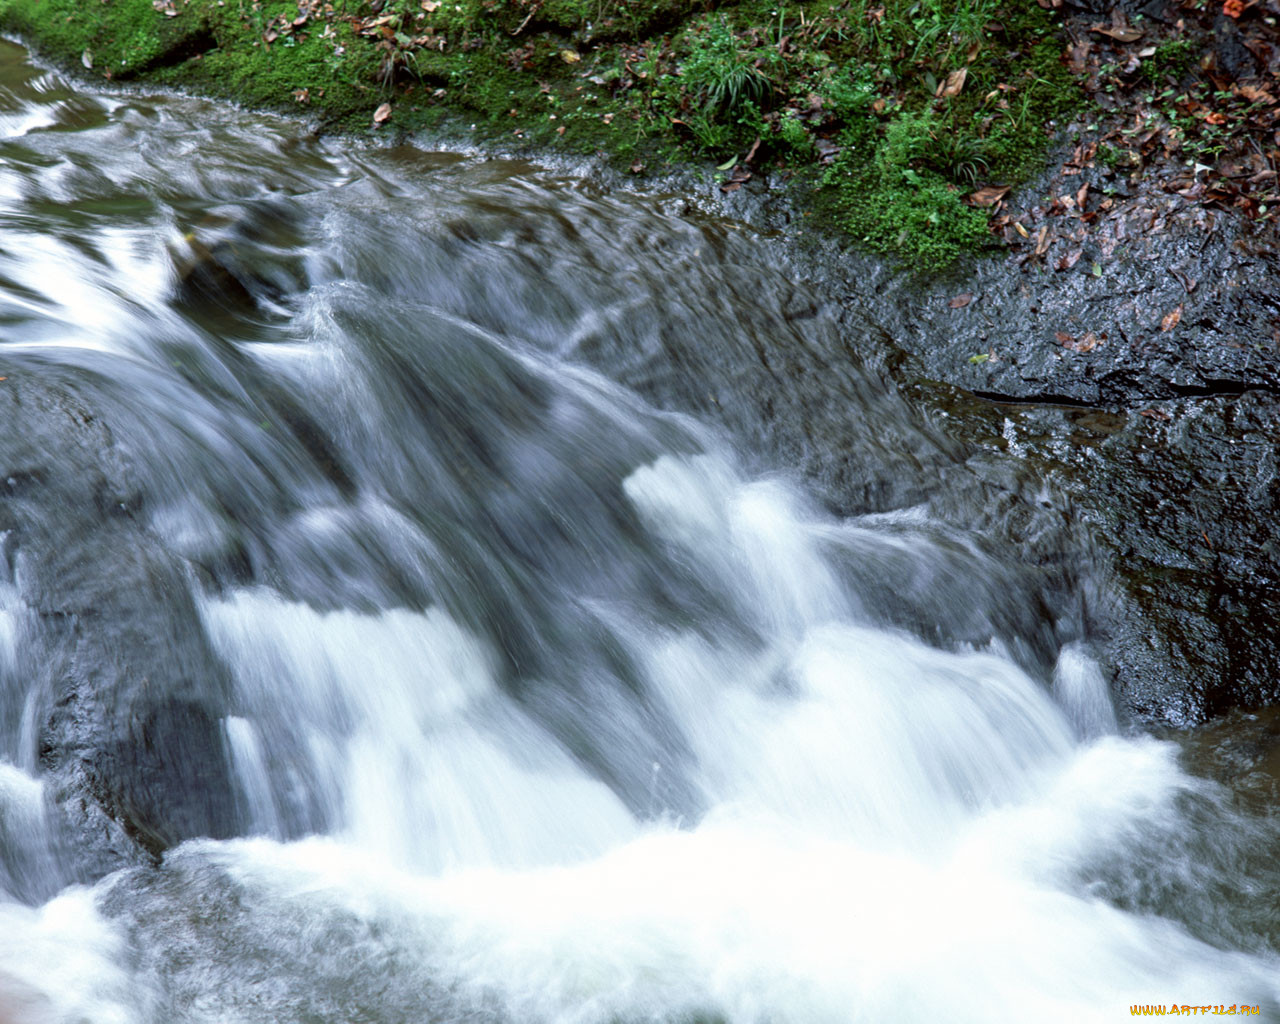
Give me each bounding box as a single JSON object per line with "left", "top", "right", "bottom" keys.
{"left": 421, "top": 0, "right": 440, "bottom": 10}
{"left": 968, "top": 352, "right": 990, "bottom": 363}
{"left": 1076, "top": 182, "right": 1089, "bottom": 209}
{"left": 814, "top": 138, "right": 842, "bottom": 164}
{"left": 937, "top": 68, "right": 967, "bottom": 99}
{"left": 969, "top": 185, "right": 1011, "bottom": 206}
{"left": 1057, "top": 248, "right": 1084, "bottom": 271}
{"left": 1014, "top": 221, "right": 1029, "bottom": 238}
{"left": 560, "top": 49, "right": 581, "bottom": 64}
{"left": 1223, "top": 0, "right": 1244, "bottom": 17}
{"left": 1161, "top": 305, "right": 1183, "bottom": 331}
{"left": 373, "top": 102, "right": 392, "bottom": 123}
{"left": 292, "top": 88, "right": 310, "bottom": 103}
{"left": 1090, "top": 23, "right": 1144, "bottom": 42}
{"left": 716, "top": 155, "right": 738, "bottom": 171}
{"left": 81, "top": 49, "right": 92, "bottom": 69}
{"left": 1064, "top": 331, "right": 1101, "bottom": 353}
{"left": 1140, "top": 408, "right": 1172, "bottom": 420}
{"left": 1034, "top": 225, "right": 1051, "bottom": 256}
{"left": 1236, "top": 84, "right": 1276, "bottom": 104}
{"left": 949, "top": 293, "right": 973, "bottom": 308}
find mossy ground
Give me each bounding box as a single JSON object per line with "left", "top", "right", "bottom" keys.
{"left": 0, "top": 0, "right": 1081, "bottom": 266}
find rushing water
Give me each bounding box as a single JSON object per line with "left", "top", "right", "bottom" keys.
{"left": 0, "top": 39, "right": 1277, "bottom": 1024}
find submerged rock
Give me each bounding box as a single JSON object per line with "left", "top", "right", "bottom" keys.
{"left": 0, "top": 374, "right": 242, "bottom": 874}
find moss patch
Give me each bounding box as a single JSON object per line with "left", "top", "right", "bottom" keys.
{"left": 0, "top": 0, "right": 1084, "bottom": 267}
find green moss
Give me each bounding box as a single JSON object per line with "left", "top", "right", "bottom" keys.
{"left": 0, "top": 0, "right": 1087, "bottom": 268}
{"left": 0, "top": 0, "right": 198, "bottom": 76}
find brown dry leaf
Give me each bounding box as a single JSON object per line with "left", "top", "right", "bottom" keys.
{"left": 1161, "top": 305, "right": 1183, "bottom": 331}
{"left": 969, "top": 185, "right": 1011, "bottom": 207}
{"left": 421, "top": 0, "right": 440, "bottom": 9}
{"left": 1059, "top": 331, "right": 1101, "bottom": 353}
{"left": 1057, "top": 248, "right": 1084, "bottom": 271}
{"left": 1034, "top": 225, "right": 1052, "bottom": 256}
{"left": 1076, "top": 182, "right": 1089, "bottom": 208}
{"left": 937, "top": 68, "right": 967, "bottom": 99}
{"left": 1237, "top": 83, "right": 1277, "bottom": 105}
{"left": 1014, "top": 221, "right": 1029, "bottom": 238}
{"left": 1140, "top": 408, "right": 1172, "bottom": 420}
{"left": 373, "top": 102, "right": 392, "bottom": 123}
{"left": 1090, "top": 23, "right": 1144, "bottom": 42}
{"left": 949, "top": 293, "right": 973, "bottom": 308}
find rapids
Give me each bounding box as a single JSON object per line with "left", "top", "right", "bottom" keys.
{"left": 0, "top": 39, "right": 1275, "bottom": 1024}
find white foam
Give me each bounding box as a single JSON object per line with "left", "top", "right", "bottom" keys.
{"left": 201, "top": 589, "right": 636, "bottom": 871}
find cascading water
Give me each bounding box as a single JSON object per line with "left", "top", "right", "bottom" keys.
{"left": 0, "top": 39, "right": 1276, "bottom": 1024}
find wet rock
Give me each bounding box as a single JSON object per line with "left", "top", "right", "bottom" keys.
{"left": 0, "top": 373, "right": 243, "bottom": 874}
{"left": 667, "top": 142, "right": 1280, "bottom": 725}
{"left": 169, "top": 198, "right": 310, "bottom": 320}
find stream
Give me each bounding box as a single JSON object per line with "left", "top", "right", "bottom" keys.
{"left": 0, "top": 39, "right": 1277, "bottom": 1024}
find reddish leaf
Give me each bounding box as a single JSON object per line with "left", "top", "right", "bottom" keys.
{"left": 1161, "top": 305, "right": 1183, "bottom": 331}
{"left": 373, "top": 102, "right": 392, "bottom": 123}
{"left": 949, "top": 293, "right": 973, "bottom": 308}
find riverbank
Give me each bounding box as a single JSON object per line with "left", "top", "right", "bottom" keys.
{"left": 0, "top": 0, "right": 1080, "bottom": 266}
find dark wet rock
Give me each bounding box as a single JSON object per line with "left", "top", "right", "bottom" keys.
{"left": 169, "top": 198, "right": 310, "bottom": 320}
{"left": 0, "top": 374, "right": 242, "bottom": 873}
{"left": 624, "top": 143, "right": 1280, "bottom": 725}
{"left": 1173, "top": 706, "right": 1280, "bottom": 814}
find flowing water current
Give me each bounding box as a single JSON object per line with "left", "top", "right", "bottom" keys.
{"left": 0, "top": 40, "right": 1276, "bottom": 1024}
